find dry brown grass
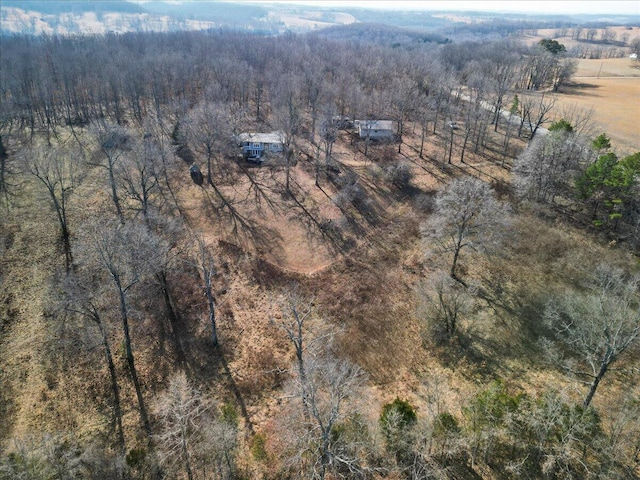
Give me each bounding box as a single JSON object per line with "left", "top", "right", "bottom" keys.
{"left": 1, "top": 102, "right": 638, "bottom": 476}
{"left": 514, "top": 27, "right": 640, "bottom": 154}
{"left": 554, "top": 76, "right": 640, "bottom": 154}
{"left": 142, "top": 123, "right": 538, "bottom": 436}
{"left": 521, "top": 26, "right": 640, "bottom": 51}
{"left": 574, "top": 57, "right": 640, "bottom": 77}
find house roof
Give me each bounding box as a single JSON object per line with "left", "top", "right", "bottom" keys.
{"left": 237, "top": 131, "right": 284, "bottom": 144}
{"left": 356, "top": 120, "right": 394, "bottom": 131}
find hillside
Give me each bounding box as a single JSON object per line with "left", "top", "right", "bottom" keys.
{"left": 0, "top": 22, "right": 639, "bottom": 480}
{"left": 3, "top": 0, "right": 638, "bottom": 36}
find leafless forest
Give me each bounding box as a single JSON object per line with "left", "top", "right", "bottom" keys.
{"left": 0, "top": 19, "right": 639, "bottom": 480}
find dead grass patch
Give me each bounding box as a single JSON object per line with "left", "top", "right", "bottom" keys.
{"left": 555, "top": 77, "right": 640, "bottom": 154}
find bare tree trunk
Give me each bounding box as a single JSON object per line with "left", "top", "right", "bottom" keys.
{"left": 419, "top": 119, "right": 427, "bottom": 159}
{"left": 315, "top": 143, "right": 321, "bottom": 188}
{"left": 460, "top": 128, "right": 470, "bottom": 164}
{"left": 95, "top": 313, "right": 126, "bottom": 454}
{"left": 181, "top": 427, "right": 194, "bottom": 480}
{"left": 291, "top": 306, "right": 310, "bottom": 421}
{"left": 206, "top": 151, "right": 213, "bottom": 187}
{"left": 107, "top": 156, "right": 125, "bottom": 225}
{"left": 583, "top": 351, "right": 611, "bottom": 409}
{"left": 364, "top": 131, "right": 371, "bottom": 157}
{"left": 451, "top": 241, "right": 462, "bottom": 280}
{"left": 502, "top": 114, "right": 514, "bottom": 167}
{"left": 205, "top": 276, "right": 218, "bottom": 347}
{"left": 285, "top": 147, "right": 292, "bottom": 195}
{"left": 114, "top": 274, "right": 151, "bottom": 439}
{"left": 0, "top": 135, "right": 7, "bottom": 201}
{"left": 48, "top": 188, "right": 73, "bottom": 272}
{"left": 196, "top": 236, "right": 218, "bottom": 347}
{"left": 156, "top": 270, "right": 185, "bottom": 362}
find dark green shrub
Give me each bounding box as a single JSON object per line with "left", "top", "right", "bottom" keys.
{"left": 380, "top": 397, "right": 417, "bottom": 434}
{"left": 433, "top": 411, "right": 460, "bottom": 437}
{"left": 380, "top": 398, "right": 418, "bottom": 464}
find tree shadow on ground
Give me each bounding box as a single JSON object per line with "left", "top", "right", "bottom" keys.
{"left": 198, "top": 186, "right": 282, "bottom": 256}
{"left": 325, "top": 158, "right": 388, "bottom": 229}
{"left": 559, "top": 82, "right": 601, "bottom": 96}
{"left": 180, "top": 337, "right": 255, "bottom": 437}
{"left": 286, "top": 176, "right": 355, "bottom": 256}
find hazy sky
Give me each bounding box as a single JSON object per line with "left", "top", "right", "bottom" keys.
{"left": 250, "top": 1, "right": 640, "bottom": 15}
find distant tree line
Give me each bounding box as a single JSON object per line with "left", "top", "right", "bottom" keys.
{"left": 0, "top": 29, "right": 579, "bottom": 142}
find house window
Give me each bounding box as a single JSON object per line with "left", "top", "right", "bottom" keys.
{"left": 252, "top": 142, "right": 261, "bottom": 148}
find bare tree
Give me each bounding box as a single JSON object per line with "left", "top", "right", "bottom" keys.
{"left": 517, "top": 92, "right": 557, "bottom": 140}
{"left": 630, "top": 36, "right": 640, "bottom": 59}
{"left": 0, "top": 134, "right": 12, "bottom": 205}
{"left": 586, "top": 28, "right": 598, "bottom": 42}
{"left": 115, "top": 135, "right": 162, "bottom": 223}
{"left": 301, "top": 59, "right": 326, "bottom": 145}
{"left": 194, "top": 408, "right": 238, "bottom": 480}
{"left": 154, "top": 371, "right": 206, "bottom": 480}
{"left": 542, "top": 265, "right": 640, "bottom": 409}
{"left": 480, "top": 41, "right": 521, "bottom": 132}
{"left": 24, "top": 142, "right": 84, "bottom": 271}
{"left": 273, "top": 293, "right": 316, "bottom": 421}
{"left": 273, "top": 292, "right": 370, "bottom": 479}
{"left": 77, "top": 218, "right": 168, "bottom": 438}
{"left": 389, "top": 76, "right": 418, "bottom": 153}
{"left": 316, "top": 105, "right": 339, "bottom": 186}
{"left": 421, "top": 177, "right": 511, "bottom": 282}
{"left": 459, "top": 69, "right": 492, "bottom": 160}
{"left": 192, "top": 234, "right": 220, "bottom": 348}
{"left": 272, "top": 72, "right": 303, "bottom": 195}
{"left": 552, "top": 57, "right": 578, "bottom": 92}
{"left": 184, "top": 101, "right": 231, "bottom": 187}
{"left": 93, "top": 123, "right": 132, "bottom": 225}
{"left": 556, "top": 104, "right": 595, "bottom": 138}
{"left": 417, "top": 271, "right": 475, "bottom": 342}
{"left": 58, "top": 271, "right": 126, "bottom": 454}
{"left": 572, "top": 27, "right": 583, "bottom": 41}
{"left": 599, "top": 390, "right": 640, "bottom": 474}
{"left": 279, "top": 352, "right": 369, "bottom": 480}
{"left": 428, "top": 66, "right": 456, "bottom": 137}
{"left": 518, "top": 48, "right": 560, "bottom": 92}
{"left": 501, "top": 95, "right": 520, "bottom": 166}
{"left": 513, "top": 128, "right": 588, "bottom": 203}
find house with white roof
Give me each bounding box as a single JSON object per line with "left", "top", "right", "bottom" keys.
{"left": 354, "top": 120, "right": 395, "bottom": 140}
{"left": 237, "top": 131, "right": 285, "bottom": 161}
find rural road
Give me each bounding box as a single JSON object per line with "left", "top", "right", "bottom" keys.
{"left": 457, "top": 92, "right": 549, "bottom": 138}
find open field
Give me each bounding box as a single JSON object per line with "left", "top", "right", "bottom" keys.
{"left": 574, "top": 57, "right": 640, "bottom": 77}
{"left": 521, "top": 25, "right": 640, "bottom": 51}
{"left": 553, "top": 58, "right": 640, "bottom": 154}
{"left": 514, "top": 27, "right": 640, "bottom": 153}
{"left": 555, "top": 77, "right": 640, "bottom": 153}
